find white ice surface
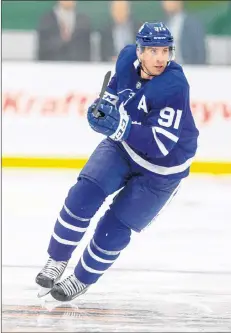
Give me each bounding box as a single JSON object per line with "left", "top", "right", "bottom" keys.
{"left": 2, "top": 169, "right": 231, "bottom": 332}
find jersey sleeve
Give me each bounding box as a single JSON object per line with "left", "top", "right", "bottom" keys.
{"left": 125, "top": 84, "right": 189, "bottom": 159}
{"left": 103, "top": 45, "right": 136, "bottom": 106}
{"left": 102, "top": 45, "right": 135, "bottom": 106}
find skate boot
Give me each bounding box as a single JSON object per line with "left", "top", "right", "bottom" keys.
{"left": 36, "top": 257, "right": 68, "bottom": 297}
{"left": 50, "top": 274, "right": 89, "bottom": 302}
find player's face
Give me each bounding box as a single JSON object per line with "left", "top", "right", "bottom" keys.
{"left": 139, "top": 46, "right": 170, "bottom": 77}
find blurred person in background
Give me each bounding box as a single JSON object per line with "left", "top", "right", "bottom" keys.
{"left": 100, "top": 0, "right": 139, "bottom": 62}
{"left": 161, "top": 0, "right": 206, "bottom": 65}
{"left": 37, "top": 0, "right": 92, "bottom": 62}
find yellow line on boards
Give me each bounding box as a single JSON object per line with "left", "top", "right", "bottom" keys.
{"left": 2, "top": 157, "right": 87, "bottom": 169}
{"left": 190, "top": 161, "right": 231, "bottom": 174}
{"left": 2, "top": 157, "right": 231, "bottom": 174}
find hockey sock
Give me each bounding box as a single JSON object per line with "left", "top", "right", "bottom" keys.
{"left": 74, "top": 209, "right": 131, "bottom": 284}
{"left": 48, "top": 177, "right": 106, "bottom": 261}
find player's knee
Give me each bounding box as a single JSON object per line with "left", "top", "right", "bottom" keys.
{"left": 65, "top": 177, "right": 106, "bottom": 219}
{"left": 94, "top": 209, "right": 131, "bottom": 251}
{"left": 112, "top": 203, "right": 155, "bottom": 233}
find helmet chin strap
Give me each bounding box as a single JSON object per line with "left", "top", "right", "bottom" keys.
{"left": 139, "top": 60, "right": 156, "bottom": 77}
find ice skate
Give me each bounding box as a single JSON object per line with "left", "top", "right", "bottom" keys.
{"left": 50, "top": 274, "right": 89, "bottom": 302}
{"left": 36, "top": 257, "right": 68, "bottom": 297}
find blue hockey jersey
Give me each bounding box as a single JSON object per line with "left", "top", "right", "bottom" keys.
{"left": 103, "top": 44, "right": 199, "bottom": 180}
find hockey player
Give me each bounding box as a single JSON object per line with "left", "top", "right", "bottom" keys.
{"left": 36, "top": 22, "right": 199, "bottom": 301}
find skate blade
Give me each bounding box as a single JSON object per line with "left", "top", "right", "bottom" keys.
{"left": 37, "top": 287, "right": 52, "bottom": 298}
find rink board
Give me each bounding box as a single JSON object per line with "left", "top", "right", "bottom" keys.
{"left": 2, "top": 62, "right": 231, "bottom": 173}
{"left": 2, "top": 156, "right": 231, "bottom": 174}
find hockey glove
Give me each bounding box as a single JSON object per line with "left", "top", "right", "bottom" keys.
{"left": 87, "top": 103, "right": 131, "bottom": 141}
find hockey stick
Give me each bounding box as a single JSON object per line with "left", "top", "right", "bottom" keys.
{"left": 92, "top": 70, "right": 111, "bottom": 118}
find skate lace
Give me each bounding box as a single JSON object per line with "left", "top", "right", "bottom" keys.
{"left": 41, "top": 257, "right": 67, "bottom": 279}
{"left": 58, "top": 274, "right": 87, "bottom": 296}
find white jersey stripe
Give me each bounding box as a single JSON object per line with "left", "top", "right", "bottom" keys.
{"left": 154, "top": 126, "right": 179, "bottom": 142}
{"left": 152, "top": 127, "right": 169, "bottom": 156}
{"left": 122, "top": 142, "right": 194, "bottom": 175}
